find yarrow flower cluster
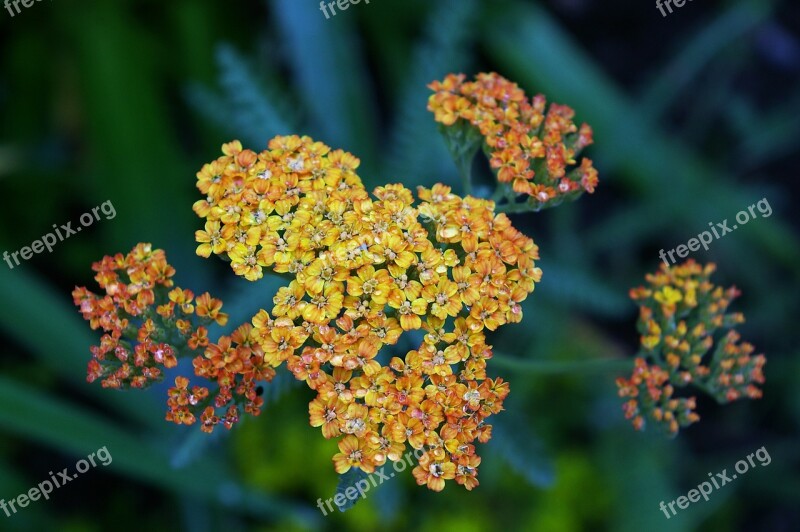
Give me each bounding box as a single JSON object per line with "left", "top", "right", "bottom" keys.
{"left": 193, "top": 137, "right": 368, "bottom": 282}
{"left": 616, "top": 260, "right": 766, "bottom": 435}
{"left": 428, "top": 72, "right": 598, "bottom": 210}
{"left": 189, "top": 135, "right": 540, "bottom": 491}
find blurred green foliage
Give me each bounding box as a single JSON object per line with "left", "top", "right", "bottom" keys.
{"left": 0, "top": 0, "right": 798, "bottom": 530}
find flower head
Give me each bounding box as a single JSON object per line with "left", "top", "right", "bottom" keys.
{"left": 193, "top": 135, "right": 370, "bottom": 281}
{"left": 187, "top": 136, "right": 544, "bottom": 489}
{"left": 73, "top": 244, "right": 221, "bottom": 390}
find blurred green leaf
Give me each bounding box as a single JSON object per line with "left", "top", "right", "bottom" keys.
{"left": 737, "top": 91, "right": 800, "bottom": 169}
{"left": 0, "top": 376, "right": 320, "bottom": 527}
{"left": 187, "top": 44, "right": 298, "bottom": 146}
{"left": 59, "top": 2, "right": 195, "bottom": 252}
{"left": 639, "top": 0, "right": 773, "bottom": 120}
{"left": 383, "top": 0, "right": 479, "bottom": 188}
{"left": 271, "top": 0, "right": 379, "bottom": 173}
{"left": 490, "top": 412, "right": 555, "bottom": 488}
{"left": 493, "top": 353, "right": 632, "bottom": 375}
{"left": 537, "top": 259, "right": 630, "bottom": 318}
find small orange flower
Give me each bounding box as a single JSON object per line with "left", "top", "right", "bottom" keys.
{"left": 195, "top": 220, "right": 227, "bottom": 258}
{"left": 421, "top": 278, "right": 462, "bottom": 319}
{"left": 195, "top": 293, "right": 228, "bottom": 326}
{"left": 412, "top": 451, "right": 456, "bottom": 492}
{"left": 309, "top": 396, "right": 345, "bottom": 439}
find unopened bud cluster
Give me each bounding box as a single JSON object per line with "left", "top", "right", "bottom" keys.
{"left": 617, "top": 260, "right": 765, "bottom": 435}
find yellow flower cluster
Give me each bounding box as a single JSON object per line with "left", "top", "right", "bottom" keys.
{"left": 193, "top": 137, "right": 368, "bottom": 281}
{"left": 428, "top": 72, "right": 598, "bottom": 208}
{"left": 617, "top": 260, "right": 765, "bottom": 435}
{"left": 190, "top": 136, "right": 541, "bottom": 490}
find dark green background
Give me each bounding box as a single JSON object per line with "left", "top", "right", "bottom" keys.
{"left": 0, "top": 0, "right": 798, "bottom": 530}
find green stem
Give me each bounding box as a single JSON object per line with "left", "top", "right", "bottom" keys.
{"left": 490, "top": 185, "right": 506, "bottom": 203}
{"left": 491, "top": 353, "right": 634, "bottom": 375}
{"left": 455, "top": 153, "right": 474, "bottom": 195}
{"left": 439, "top": 122, "right": 482, "bottom": 196}
{"left": 689, "top": 378, "right": 725, "bottom": 403}
{"left": 495, "top": 201, "right": 535, "bottom": 214}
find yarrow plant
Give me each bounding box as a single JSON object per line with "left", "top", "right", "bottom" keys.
{"left": 72, "top": 72, "right": 765, "bottom": 494}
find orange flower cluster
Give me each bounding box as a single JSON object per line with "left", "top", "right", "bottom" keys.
{"left": 73, "top": 243, "right": 225, "bottom": 388}
{"left": 189, "top": 136, "right": 541, "bottom": 490}
{"left": 186, "top": 321, "right": 277, "bottom": 432}
{"left": 73, "top": 244, "right": 275, "bottom": 432}
{"left": 617, "top": 260, "right": 766, "bottom": 434}
{"left": 428, "top": 72, "right": 598, "bottom": 208}
{"left": 71, "top": 243, "right": 270, "bottom": 431}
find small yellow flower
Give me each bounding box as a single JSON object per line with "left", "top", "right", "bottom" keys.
{"left": 421, "top": 278, "right": 462, "bottom": 319}
{"left": 195, "top": 220, "right": 227, "bottom": 257}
